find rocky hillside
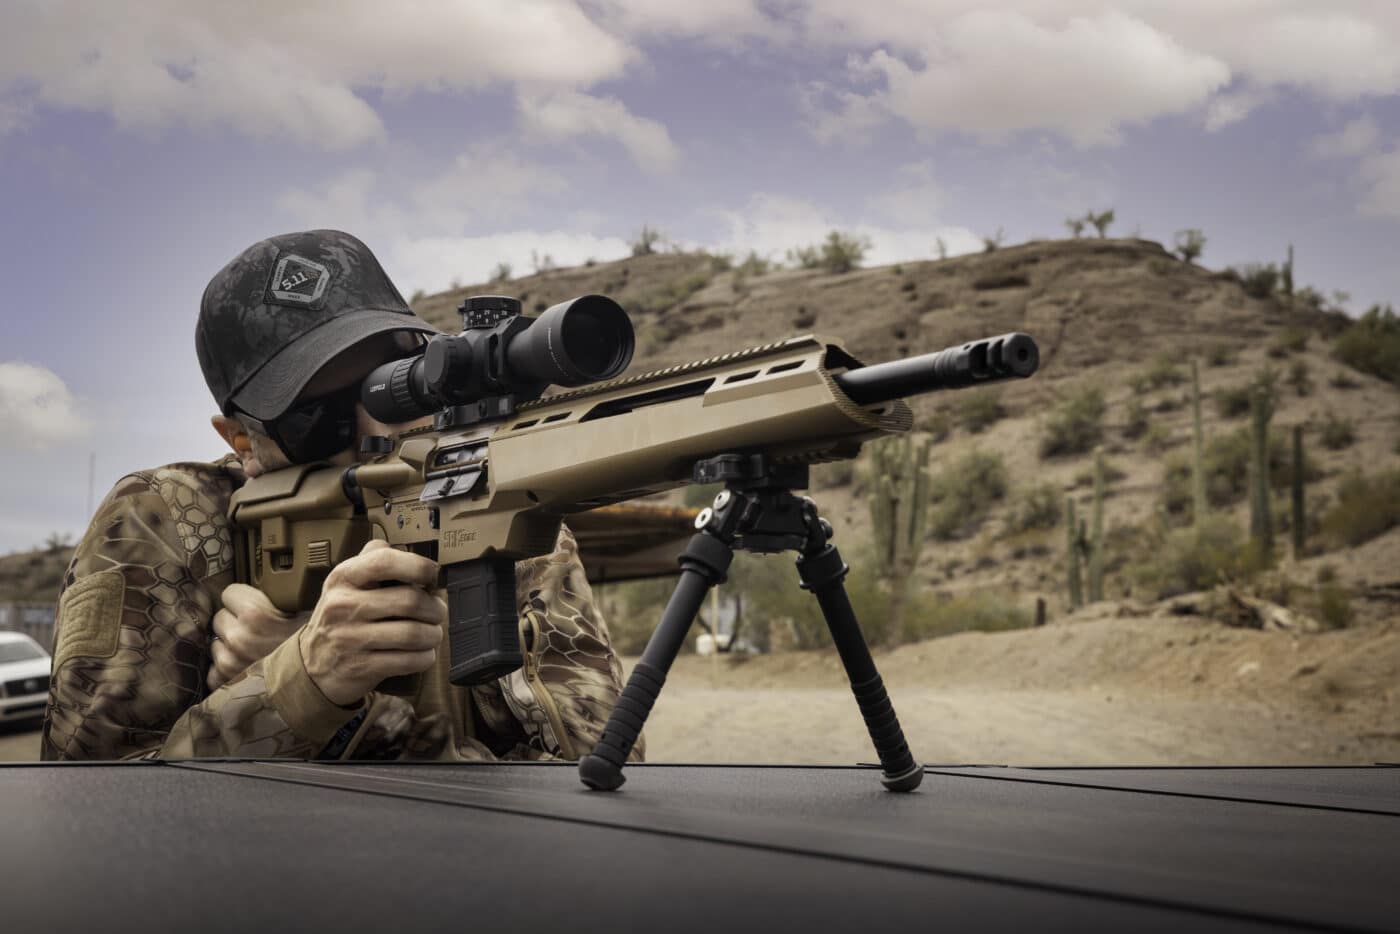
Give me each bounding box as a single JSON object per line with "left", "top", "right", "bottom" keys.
{"left": 415, "top": 237, "right": 1400, "bottom": 629}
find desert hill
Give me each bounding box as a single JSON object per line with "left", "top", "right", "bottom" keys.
{"left": 411, "top": 237, "right": 1400, "bottom": 630}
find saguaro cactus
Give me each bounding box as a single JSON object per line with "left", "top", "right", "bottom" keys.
{"left": 1292, "top": 424, "right": 1306, "bottom": 560}
{"left": 1191, "top": 360, "right": 1207, "bottom": 525}
{"left": 1249, "top": 385, "right": 1275, "bottom": 564}
{"left": 868, "top": 433, "right": 932, "bottom": 644}
{"left": 1088, "top": 447, "right": 1106, "bottom": 602}
{"left": 1065, "top": 496, "right": 1084, "bottom": 610}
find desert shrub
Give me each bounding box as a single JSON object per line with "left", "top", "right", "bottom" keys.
{"left": 1333, "top": 304, "right": 1400, "bottom": 386}
{"left": 786, "top": 245, "right": 821, "bottom": 269}
{"left": 1315, "top": 583, "right": 1353, "bottom": 629}
{"left": 1205, "top": 343, "right": 1237, "bottom": 367}
{"left": 1287, "top": 359, "right": 1313, "bottom": 396}
{"left": 1004, "top": 483, "right": 1061, "bottom": 534}
{"left": 1088, "top": 208, "right": 1115, "bottom": 237}
{"left": 1319, "top": 412, "right": 1357, "bottom": 450}
{"left": 1132, "top": 515, "right": 1255, "bottom": 599}
{"left": 959, "top": 390, "right": 1006, "bottom": 433}
{"left": 734, "top": 550, "right": 894, "bottom": 647}
{"left": 904, "top": 592, "right": 1032, "bottom": 642}
{"left": 1321, "top": 469, "right": 1400, "bottom": 548}
{"left": 926, "top": 411, "right": 952, "bottom": 443}
{"left": 1233, "top": 263, "right": 1280, "bottom": 299}
{"left": 1130, "top": 355, "right": 1185, "bottom": 394}
{"left": 1065, "top": 216, "right": 1086, "bottom": 238}
{"left": 1039, "top": 387, "right": 1107, "bottom": 458}
{"left": 1174, "top": 228, "right": 1206, "bottom": 262}
{"left": 735, "top": 250, "right": 772, "bottom": 277}
{"left": 1269, "top": 327, "right": 1309, "bottom": 358}
{"left": 980, "top": 228, "right": 1004, "bottom": 252}
{"left": 899, "top": 279, "right": 916, "bottom": 293}
{"left": 631, "top": 272, "right": 712, "bottom": 317}
{"left": 490, "top": 261, "right": 512, "bottom": 282}
{"left": 1143, "top": 422, "right": 1175, "bottom": 453}
{"left": 630, "top": 224, "right": 663, "bottom": 256}
{"left": 928, "top": 449, "right": 1008, "bottom": 540}
{"left": 1214, "top": 383, "right": 1252, "bottom": 418}
{"left": 1123, "top": 398, "right": 1149, "bottom": 440}
{"left": 787, "top": 230, "right": 869, "bottom": 274}
{"left": 1214, "top": 367, "right": 1277, "bottom": 419}
{"left": 1161, "top": 427, "right": 1321, "bottom": 521}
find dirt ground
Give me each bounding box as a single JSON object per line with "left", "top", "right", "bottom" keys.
{"left": 3, "top": 612, "right": 1395, "bottom": 766}
{"left": 632, "top": 614, "right": 1400, "bottom": 766}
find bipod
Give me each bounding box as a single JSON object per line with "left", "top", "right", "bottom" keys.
{"left": 579, "top": 454, "right": 924, "bottom": 793}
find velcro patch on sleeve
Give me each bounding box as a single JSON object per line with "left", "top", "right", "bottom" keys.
{"left": 53, "top": 570, "right": 125, "bottom": 666}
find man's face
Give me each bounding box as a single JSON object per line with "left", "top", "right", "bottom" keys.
{"left": 248, "top": 332, "right": 433, "bottom": 473}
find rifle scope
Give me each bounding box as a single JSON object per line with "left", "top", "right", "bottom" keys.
{"left": 362, "top": 294, "right": 634, "bottom": 423}
{"left": 834, "top": 331, "right": 1038, "bottom": 405}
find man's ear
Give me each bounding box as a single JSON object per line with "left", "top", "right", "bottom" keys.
{"left": 211, "top": 414, "right": 253, "bottom": 457}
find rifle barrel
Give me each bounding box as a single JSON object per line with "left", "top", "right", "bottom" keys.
{"left": 834, "top": 332, "right": 1039, "bottom": 406}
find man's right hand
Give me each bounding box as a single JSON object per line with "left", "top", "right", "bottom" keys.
{"left": 298, "top": 539, "right": 446, "bottom": 707}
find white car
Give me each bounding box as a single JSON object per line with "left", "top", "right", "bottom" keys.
{"left": 0, "top": 631, "right": 51, "bottom": 724}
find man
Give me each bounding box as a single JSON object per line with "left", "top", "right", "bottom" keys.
{"left": 42, "top": 229, "right": 638, "bottom": 762}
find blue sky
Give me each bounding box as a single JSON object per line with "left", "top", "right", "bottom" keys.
{"left": 2, "top": 1, "right": 1400, "bottom": 554}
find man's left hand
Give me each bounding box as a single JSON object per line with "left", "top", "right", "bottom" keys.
{"left": 208, "top": 583, "right": 309, "bottom": 691}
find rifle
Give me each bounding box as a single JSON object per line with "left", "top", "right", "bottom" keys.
{"left": 228, "top": 293, "right": 1039, "bottom": 791}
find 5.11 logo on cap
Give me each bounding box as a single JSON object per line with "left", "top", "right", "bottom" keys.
{"left": 269, "top": 254, "right": 331, "bottom": 305}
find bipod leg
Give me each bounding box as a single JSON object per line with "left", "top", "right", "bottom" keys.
{"left": 796, "top": 531, "right": 923, "bottom": 793}
{"left": 579, "top": 530, "right": 733, "bottom": 791}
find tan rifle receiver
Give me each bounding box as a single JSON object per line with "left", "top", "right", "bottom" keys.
{"left": 228, "top": 328, "right": 1038, "bottom": 686}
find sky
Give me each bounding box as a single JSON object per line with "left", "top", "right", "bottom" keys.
{"left": 2, "top": 0, "right": 1399, "bottom": 555}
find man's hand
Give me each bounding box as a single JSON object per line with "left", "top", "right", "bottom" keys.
{"left": 298, "top": 539, "right": 446, "bottom": 707}
{"left": 208, "top": 584, "right": 309, "bottom": 692}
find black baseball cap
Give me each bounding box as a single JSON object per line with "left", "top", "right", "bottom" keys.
{"left": 196, "top": 229, "right": 440, "bottom": 420}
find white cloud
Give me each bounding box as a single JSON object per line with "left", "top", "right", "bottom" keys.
{"left": 277, "top": 150, "right": 604, "bottom": 294}
{"left": 1203, "top": 86, "right": 1273, "bottom": 132}
{"left": 386, "top": 231, "right": 631, "bottom": 296}
{"left": 1310, "top": 117, "right": 1382, "bottom": 160}
{"left": 0, "top": 362, "right": 92, "bottom": 450}
{"left": 0, "top": 0, "right": 633, "bottom": 148}
{"left": 828, "top": 10, "right": 1230, "bottom": 146}
{"left": 584, "top": 0, "right": 773, "bottom": 41}
{"left": 709, "top": 193, "right": 980, "bottom": 268}
{"left": 517, "top": 88, "right": 679, "bottom": 173}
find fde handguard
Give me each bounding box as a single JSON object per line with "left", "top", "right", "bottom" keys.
{"left": 227, "top": 291, "right": 1038, "bottom": 786}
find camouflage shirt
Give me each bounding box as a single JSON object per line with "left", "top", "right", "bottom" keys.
{"left": 41, "top": 454, "right": 642, "bottom": 763}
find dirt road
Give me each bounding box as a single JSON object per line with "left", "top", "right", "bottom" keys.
{"left": 4, "top": 615, "right": 1395, "bottom": 766}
